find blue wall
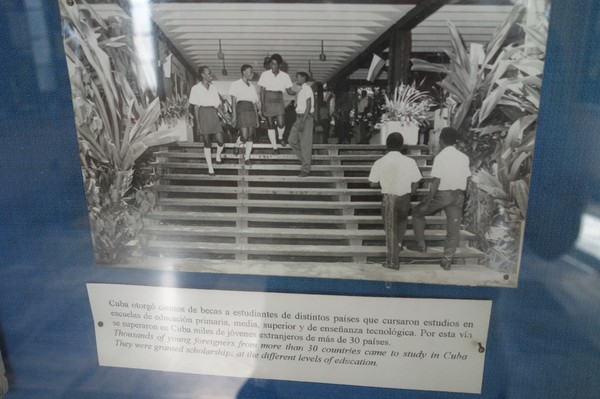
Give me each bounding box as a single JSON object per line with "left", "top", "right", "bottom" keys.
{"left": 1, "top": 0, "right": 600, "bottom": 397}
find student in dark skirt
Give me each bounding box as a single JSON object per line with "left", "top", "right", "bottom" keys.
{"left": 189, "top": 66, "right": 229, "bottom": 175}
{"left": 229, "top": 64, "right": 260, "bottom": 165}
{"left": 258, "top": 53, "right": 297, "bottom": 154}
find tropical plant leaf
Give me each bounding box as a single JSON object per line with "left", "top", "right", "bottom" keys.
{"left": 410, "top": 58, "right": 449, "bottom": 74}
{"left": 510, "top": 179, "right": 529, "bottom": 217}
{"left": 504, "top": 114, "right": 537, "bottom": 150}
{"left": 78, "top": 125, "right": 109, "bottom": 163}
{"left": 486, "top": 59, "right": 511, "bottom": 96}
{"left": 438, "top": 76, "right": 466, "bottom": 102}
{"left": 483, "top": 5, "right": 525, "bottom": 66}
{"left": 129, "top": 97, "right": 161, "bottom": 143}
{"left": 520, "top": 23, "right": 548, "bottom": 55}
{"left": 451, "top": 90, "right": 475, "bottom": 130}
{"left": 522, "top": 84, "right": 541, "bottom": 109}
{"left": 448, "top": 21, "right": 471, "bottom": 75}
{"left": 74, "top": 21, "right": 121, "bottom": 147}
{"left": 479, "top": 85, "right": 510, "bottom": 125}
{"left": 471, "top": 125, "right": 507, "bottom": 135}
{"left": 120, "top": 97, "right": 136, "bottom": 159}
{"left": 127, "top": 128, "right": 178, "bottom": 170}
{"left": 80, "top": 0, "right": 108, "bottom": 30}
{"left": 508, "top": 151, "right": 531, "bottom": 181}
{"left": 472, "top": 169, "right": 509, "bottom": 201}
{"left": 512, "top": 58, "right": 544, "bottom": 76}
{"left": 98, "top": 35, "right": 127, "bottom": 48}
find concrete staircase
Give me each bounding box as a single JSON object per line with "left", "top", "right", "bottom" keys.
{"left": 142, "top": 142, "right": 484, "bottom": 265}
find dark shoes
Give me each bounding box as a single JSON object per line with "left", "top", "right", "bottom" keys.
{"left": 244, "top": 159, "right": 251, "bottom": 166}
{"left": 440, "top": 261, "right": 452, "bottom": 271}
{"left": 273, "top": 148, "right": 280, "bottom": 155}
{"left": 233, "top": 147, "right": 239, "bottom": 156}
{"left": 405, "top": 243, "right": 427, "bottom": 253}
{"left": 281, "top": 140, "right": 287, "bottom": 147}
{"left": 381, "top": 263, "right": 399, "bottom": 270}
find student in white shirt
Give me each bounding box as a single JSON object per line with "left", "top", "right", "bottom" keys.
{"left": 257, "top": 54, "right": 296, "bottom": 154}
{"left": 188, "top": 66, "right": 229, "bottom": 175}
{"left": 288, "top": 72, "right": 314, "bottom": 177}
{"left": 369, "top": 133, "right": 422, "bottom": 269}
{"left": 229, "top": 64, "right": 259, "bottom": 165}
{"left": 408, "top": 127, "right": 471, "bottom": 270}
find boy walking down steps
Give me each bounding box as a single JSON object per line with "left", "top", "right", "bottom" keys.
{"left": 369, "top": 133, "right": 422, "bottom": 270}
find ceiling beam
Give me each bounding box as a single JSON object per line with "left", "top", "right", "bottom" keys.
{"left": 178, "top": 40, "right": 364, "bottom": 48}
{"left": 156, "top": 11, "right": 396, "bottom": 22}
{"left": 170, "top": 26, "right": 377, "bottom": 35}
{"left": 327, "top": 0, "right": 458, "bottom": 86}
{"left": 160, "top": 19, "right": 385, "bottom": 28}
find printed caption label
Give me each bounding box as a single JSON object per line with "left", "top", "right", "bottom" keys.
{"left": 87, "top": 284, "right": 492, "bottom": 394}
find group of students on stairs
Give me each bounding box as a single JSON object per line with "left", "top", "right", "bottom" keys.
{"left": 187, "top": 53, "right": 472, "bottom": 270}
{"left": 188, "top": 54, "right": 315, "bottom": 177}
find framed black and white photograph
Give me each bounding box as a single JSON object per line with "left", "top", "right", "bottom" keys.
{"left": 59, "top": 0, "right": 549, "bottom": 287}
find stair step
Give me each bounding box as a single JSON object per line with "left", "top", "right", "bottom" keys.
{"left": 146, "top": 241, "right": 484, "bottom": 259}
{"left": 156, "top": 185, "right": 428, "bottom": 196}
{"left": 145, "top": 211, "right": 448, "bottom": 225}
{"left": 154, "top": 152, "right": 430, "bottom": 162}
{"left": 158, "top": 198, "right": 412, "bottom": 209}
{"left": 160, "top": 174, "right": 435, "bottom": 184}
{"left": 165, "top": 142, "right": 428, "bottom": 153}
{"left": 156, "top": 162, "right": 432, "bottom": 173}
{"left": 142, "top": 225, "right": 475, "bottom": 241}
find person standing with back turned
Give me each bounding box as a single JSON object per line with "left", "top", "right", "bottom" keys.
{"left": 407, "top": 127, "right": 471, "bottom": 270}
{"left": 369, "top": 132, "right": 422, "bottom": 269}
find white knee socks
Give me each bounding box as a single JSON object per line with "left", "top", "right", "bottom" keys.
{"left": 267, "top": 129, "right": 277, "bottom": 150}
{"left": 203, "top": 147, "right": 213, "bottom": 174}
{"left": 216, "top": 144, "right": 224, "bottom": 162}
{"left": 245, "top": 141, "right": 253, "bottom": 160}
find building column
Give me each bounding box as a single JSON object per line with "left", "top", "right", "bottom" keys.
{"left": 388, "top": 29, "right": 411, "bottom": 93}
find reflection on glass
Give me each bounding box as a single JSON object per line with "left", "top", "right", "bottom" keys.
{"left": 25, "top": 0, "right": 56, "bottom": 92}
{"left": 575, "top": 205, "right": 600, "bottom": 261}
{"left": 131, "top": 0, "right": 157, "bottom": 92}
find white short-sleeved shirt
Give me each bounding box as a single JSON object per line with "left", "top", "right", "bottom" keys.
{"left": 431, "top": 146, "right": 471, "bottom": 190}
{"left": 189, "top": 83, "right": 221, "bottom": 108}
{"left": 358, "top": 97, "right": 369, "bottom": 113}
{"left": 369, "top": 152, "right": 422, "bottom": 196}
{"left": 228, "top": 79, "right": 259, "bottom": 103}
{"left": 295, "top": 83, "right": 315, "bottom": 114}
{"left": 257, "top": 69, "right": 293, "bottom": 92}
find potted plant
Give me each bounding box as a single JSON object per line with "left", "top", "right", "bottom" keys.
{"left": 61, "top": 1, "right": 177, "bottom": 263}
{"left": 158, "top": 94, "right": 193, "bottom": 142}
{"left": 378, "top": 82, "right": 433, "bottom": 145}
{"left": 410, "top": 4, "right": 547, "bottom": 272}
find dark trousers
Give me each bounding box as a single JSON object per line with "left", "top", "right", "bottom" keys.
{"left": 289, "top": 114, "right": 314, "bottom": 173}
{"left": 317, "top": 119, "right": 330, "bottom": 144}
{"left": 381, "top": 193, "right": 412, "bottom": 268}
{"left": 413, "top": 190, "right": 465, "bottom": 265}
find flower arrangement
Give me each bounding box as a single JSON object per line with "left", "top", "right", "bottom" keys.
{"left": 159, "top": 94, "right": 192, "bottom": 127}
{"left": 349, "top": 109, "right": 374, "bottom": 127}
{"left": 349, "top": 90, "right": 385, "bottom": 127}
{"left": 380, "top": 82, "right": 433, "bottom": 126}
